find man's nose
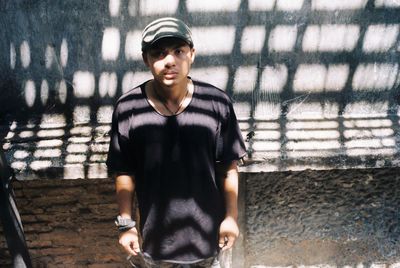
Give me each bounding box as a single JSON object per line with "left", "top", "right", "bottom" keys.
{"left": 164, "top": 52, "right": 176, "bottom": 66}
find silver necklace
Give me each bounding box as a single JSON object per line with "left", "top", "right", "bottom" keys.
{"left": 153, "top": 85, "right": 189, "bottom": 115}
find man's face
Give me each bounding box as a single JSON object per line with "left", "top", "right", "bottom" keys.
{"left": 143, "top": 38, "right": 195, "bottom": 88}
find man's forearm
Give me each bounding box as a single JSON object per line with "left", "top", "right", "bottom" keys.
{"left": 115, "top": 175, "right": 135, "bottom": 218}
{"left": 221, "top": 162, "right": 239, "bottom": 220}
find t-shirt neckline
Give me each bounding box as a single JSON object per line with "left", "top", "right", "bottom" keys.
{"left": 141, "top": 79, "right": 196, "bottom": 118}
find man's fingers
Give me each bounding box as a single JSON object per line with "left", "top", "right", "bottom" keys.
{"left": 225, "top": 235, "right": 235, "bottom": 249}
{"left": 122, "top": 242, "right": 137, "bottom": 256}
{"left": 132, "top": 240, "right": 141, "bottom": 253}
{"left": 219, "top": 234, "right": 236, "bottom": 250}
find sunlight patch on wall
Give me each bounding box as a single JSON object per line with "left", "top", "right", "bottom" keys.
{"left": 125, "top": 30, "right": 142, "bottom": 60}
{"left": 256, "top": 130, "right": 281, "bottom": 140}
{"left": 19, "top": 131, "right": 34, "bottom": 138}
{"left": 40, "top": 114, "right": 66, "bottom": 128}
{"left": 57, "top": 79, "right": 68, "bottom": 104}
{"left": 234, "top": 66, "right": 258, "bottom": 93}
{"left": 190, "top": 66, "right": 229, "bottom": 89}
{"left": 261, "top": 64, "right": 288, "bottom": 93}
{"left": 37, "top": 139, "right": 63, "bottom": 148}
{"left": 90, "top": 154, "right": 107, "bottom": 162}
{"left": 352, "top": 63, "right": 398, "bottom": 91}
{"left": 248, "top": 0, "right": 275, "bottom": 11}
{"left": 40, "top": 80, "right": 49, "bottom": 105}
{"left": 66, "top": 154, "right": 87, "bottom": 163}
{"left": 69, "top": 137, "right": 91, "bottom": 143}
{"left": 254, "top": 102, "right": 281, "bottom": 120}
{"left": 269, "top": 25, "right": 297, "bottom": 52}
{"left": 73, "top": 71, "right": 95, "bottom": 98}
{"left": 24, "top": 80, "right": 36, "bottom": 107}
{"left": 287, "top": 102, "right": 339, "bottom": 119}
{"left": 294, "top": 64, "right": 349, "bottom": 92}
{"left": 73, "top": 106, "right": 91, "bottom": 123}
{"left": 287, "top": 120, "right": 339, "bottom": 129}
{"left": 187, "top": 0, "right": 240, "bottom": 12}
{"left": 325, "top": 65, "right": 349, "bottom": 91}
{"left": 60, "top": 38, "right": 68, "bottom": 68}
{"left": 97, "top": 106, "right": 113, "bottom": 123}
{"left": 122, "top": 72, "right": 135, "bottom": 93}
{"left": 287, "top": 129, "right": 340, "bottom": 140}
{"left": 287, "top": 140, "right": 341, "bottom": 150}
{"left": 11, "top": 162, "right": 27, "bottom": 170}
{"left": 70, "top": 127, "right": 91, "bottom": 137}
{"left": 34, "top": 149, "right": 61, "bottom": 158}
{"left": 192, "top": 26, "right": 235, "bottom": 55}
{"left": 303, "top": 25, "right": 360, "bottom": 52}
{"left": 90, "top": 143, "right": 109, "bottom": 154}
{"left": 233, "top": 103, "right": 251, "bottom": 119}
{"left": 375, "top": 0, "right": 400, "bottom": 7}
{"left": 122, "top": 71, "right": 152, "bottom": 93}
{"left": 64, "top": 164, "right": 84, "bottom": 179}
{"left": 241, "top": 26, "right": 266, "bottom": 54}
{"left": 109, "top": 0, "right": 120, "bottom": 17}
{"left": 37, "top": 129, "right": 65, "bottom": 138}
{"left": 312, "top": 0, "right": 368, "bottom": 10}
{"left": 67, "top": 144, "right": 89, "bottom": 154}
{"left": 139, "top": 0, "right": 178, "bottom": 15}
{"left": 102, "top": 27, "right": 120, "bottom": 61}
{"left": 363, "top": 24, "right": 399, "bottom": 53}
{"left": 10, "top": 43, "right": 16, "bottom": 69}
{"left": 344, "top": 128, "right": 394, "bottom": 139}
{"left": 30, "top": 160, "right": 52, "bottom": 171}
{"left": 294, "top": 65, "right": 325, "bottom": 92}
{"left": 20, "top": 40, "right": 31, "bottom": 68}
{"left": 88, "top": 163, "right": 108, "bottom": 179}
{"left": 344, "top": 101, "right": 389, "bottom": 118}
{"left": 128, "top": 0, "right": 138, "bottom": 16}
{"left": 14, "top": 150, "right": 30, "bottom": 160}
{"left": 99, "top": 72, "right": 118, "bottom": 97}
{"left": 252, "top": 141, "right": 281, "bottom": 152}
{"left": 276, "top": 0, "right": 304, "bottom": 11}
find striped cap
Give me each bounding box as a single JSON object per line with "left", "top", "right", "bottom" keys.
{"left": 141, "top": 17, "right": 193, "bottom": 51}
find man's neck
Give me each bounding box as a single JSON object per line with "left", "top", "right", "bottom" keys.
{"left": 152, "top": 78, "right": 189, "bottom": 103}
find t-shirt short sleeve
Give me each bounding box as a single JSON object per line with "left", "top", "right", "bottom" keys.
{"left": 106, "top": 104, "right": 135, "bottom": 176}
{"left": 216, "top": 100, "right": 246, "bottom": 162}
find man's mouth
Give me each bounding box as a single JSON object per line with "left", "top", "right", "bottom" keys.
{"left": 164, "top": 71, "right": 178, "bottom": 78}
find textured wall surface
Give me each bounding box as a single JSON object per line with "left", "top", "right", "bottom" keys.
{"left": 0, "top": 0, "right": 400, "bottom": 178}
{"left": 243, "top": 168, "right": 400, "bottom": 267}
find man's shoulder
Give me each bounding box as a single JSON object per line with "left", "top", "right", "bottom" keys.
{"left": 192, "top": 79, "right": 231, "bottom": 104}
{"left": 113, "top": 81, "right": 148, "bottom": 116}
{"left": 116, "top": 83, "right": 145, "bottom": 104}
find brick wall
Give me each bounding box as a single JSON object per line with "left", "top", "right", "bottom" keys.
{"left": 0, "top": 178, "right": 129, "bottom": 267}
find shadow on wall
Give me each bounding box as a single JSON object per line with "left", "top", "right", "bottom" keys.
{"left": 0, "top": 0, "right": 399, "bottom": 178}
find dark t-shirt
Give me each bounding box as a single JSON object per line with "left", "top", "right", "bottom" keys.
{"left": 107, "top": 79, "right": 246, "bottom": 263}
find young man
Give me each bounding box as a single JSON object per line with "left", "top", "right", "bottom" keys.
{"left": 107, "top": 17, "right": 246, "bottom": 267}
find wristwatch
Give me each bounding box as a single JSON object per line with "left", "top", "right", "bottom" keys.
{"left": 115, "top": 215, "right": 136, "bottom": 232}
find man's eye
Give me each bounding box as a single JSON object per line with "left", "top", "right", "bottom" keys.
{"left": 151, "top": 51, "right": 165, "bottom": 58}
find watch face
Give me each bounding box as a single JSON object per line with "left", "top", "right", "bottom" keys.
{"left": 116, "top": 216, "right": 135, "bottom": 227}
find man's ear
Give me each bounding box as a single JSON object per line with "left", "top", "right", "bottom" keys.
{"left": 142, "top": 52, "right": 149, "bottom": 66}
{"left": 190, "top": 48, "right": 196, "bottom": 64}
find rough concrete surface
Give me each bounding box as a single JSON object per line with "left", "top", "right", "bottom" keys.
{"left": 243, "top": 168, "right": 400, "bottom": 266}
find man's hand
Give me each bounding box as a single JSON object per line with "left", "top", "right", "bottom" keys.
{"left": 218, "top": 216, "right": 239, "bottom": 250}
{"left": 119, "top": 227, "right": 141, "bottom": 256}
